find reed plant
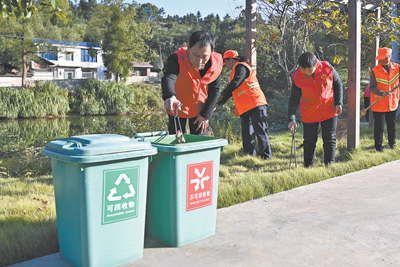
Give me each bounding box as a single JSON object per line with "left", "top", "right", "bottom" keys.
{"left": 0, "top": 81, "right": 69, "bottom": 119}
{"left": 69, "top": 79, "right": 136, "bottom": 115}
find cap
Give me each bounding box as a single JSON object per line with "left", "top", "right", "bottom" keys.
{"left": 223, "top": 50, "right": 239, "bottom": 59}
{"left": 375, "top": 47, "right": 392, "bottom": 60}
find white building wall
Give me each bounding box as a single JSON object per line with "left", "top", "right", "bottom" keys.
{"left": 34, "top": 42, "right": 104, "bottom": 80}
{"left": 0, "top": 77, "right": 22, "bottom": 87}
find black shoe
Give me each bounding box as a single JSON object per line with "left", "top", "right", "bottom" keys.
{"left": 376, "top": 147, "right": 384, "bottom": 152}
{"left": 388, "top": 144, "right": 395, "bottom": 149}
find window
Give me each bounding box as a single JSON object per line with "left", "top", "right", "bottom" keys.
{"left": 64, "top": 70, "right": 74, "bottom": 80}
{"left": 81, "top": 49, "right": 97, "bottom": 62}
{"left": 82, "top": 71, "right": 93, "bottom": 79}
{"left": 39, "top": 52, "right": 58, "bottom": 61}
{"left": 66, "top": 52, "right": 74, "bottom": 61}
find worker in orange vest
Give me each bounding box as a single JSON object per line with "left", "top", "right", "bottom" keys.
{"left": 287, "top": 52, "right": 343, "bottom": 167}
{"left": 216, "top": 50, "right": 272, "bottom": 159}
{"left": 162, "top": 31, "right": 223, "bottom": 135}
{"left": 369, "top": 47, "right": 399, "bottom": 151}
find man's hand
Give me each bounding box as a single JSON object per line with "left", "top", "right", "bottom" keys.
{"left": 288, "top": 121, "right": 297, "bottom": 133}
{"left": 335, "top": 105, "right": 342, "bottom": 115}
{"left": 164, "top": 96, "right": 182, "bottom": 115}
{"left": 194, "top": 114, "right": 209, "bottom": 134}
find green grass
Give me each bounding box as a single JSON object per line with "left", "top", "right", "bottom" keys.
{"left": 0, "top": 176, "right": 58, "bottom": 266}
{"left": 2, "top": 123, "right": 400, "bottom": 265}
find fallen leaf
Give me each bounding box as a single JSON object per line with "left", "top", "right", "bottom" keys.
{"left": 23, "top": 209, "right": 27, "bottom": 214}
{"left": 37, "top": 206, "right": 46, "bottom": 211}
{"left": 41, "top": 199, "right": 49, "bottom": 204}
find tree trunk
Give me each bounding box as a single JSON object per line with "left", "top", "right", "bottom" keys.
{"left": 22, "top": 49, "right": 28, "bottom": 87}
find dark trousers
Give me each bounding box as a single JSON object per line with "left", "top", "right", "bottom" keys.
{"left": 303, "top": 116, "right": 337, "bottom": 167}
{"left": 168, "top": 115, "right": 201, "bottom": 135}
{"left": 364, "top": 97, "right": 370, "bottom": 121}
{"left": 240, "top": 105, "right": 272, "bottom": 159}
{"left": 372, "top": 110, "right": 396, "bottom": 150}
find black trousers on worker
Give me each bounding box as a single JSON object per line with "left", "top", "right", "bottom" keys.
{"left": 372, "top": 110, "right": 396, "bottom": 151}
{"left": 168, "top": 115, "right": 201, "bottom": 135}
{"left": 303, "top": 116, "right": 337, "bottom": 167}
{"left": 240, "top": 105, "right": 272, "bottom": 159}
{"left": 364, "top": 97, "right": 370, "bottom": 121}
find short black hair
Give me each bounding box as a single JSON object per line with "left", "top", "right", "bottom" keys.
{"left": 298, "top": 52, "right": 318, "bottom": 68}
{"left": 189, "top": 31, "right": 215, "bottom": 51}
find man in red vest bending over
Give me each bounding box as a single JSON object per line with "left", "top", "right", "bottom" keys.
{"left": 216, "top": 50, "right": 272, "bottom": 159}
{"left": 369, "top": 47, "right": 399, "bottom": 151}
{"left": 287, "top": 52, "right": 343, "bottom": 167}
{"left": 162, "top": 31, "right": 223, "bottom": 135}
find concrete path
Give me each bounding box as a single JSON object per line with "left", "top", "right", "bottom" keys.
{"left": 12, "top": 160, "right": 400, "bottom": 267}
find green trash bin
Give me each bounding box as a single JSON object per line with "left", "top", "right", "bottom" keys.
{"left": 41, "top": 134, "right": 157, "bottom": 267}
{"left": 134, "top": 131, "right": 227, "bottom": 247}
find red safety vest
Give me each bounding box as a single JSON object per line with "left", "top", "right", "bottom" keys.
{"left": 292, "top": 61, "right": 337, "bottom": 123}
{"left": 168, "top": 47, "right": 223, "bottom": 118}
{"left": 370, "top": 63, "right": 399, "bottom": 112}
{"left": 231, "top": 62, "right": 267, "bottom": 116}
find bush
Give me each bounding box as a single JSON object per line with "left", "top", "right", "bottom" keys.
{"left": 267, "top": 90, "right": 296, "bottom": 131}
{"left": 0, "top": 81, "right": 69, "bottom": 119}
{"left": 129, "top": 83, "right": 164, "bottom": 111}
{"left": 210, "top": 103, "right": 241, "bottom": 143}
{"left": 69, "top": 79, "right": 136, "bottom": 115}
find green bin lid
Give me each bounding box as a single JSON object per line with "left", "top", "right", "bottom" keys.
{"left": 142, "top": 134, "right": 228, "bottom": 153}
{"left": 42, "top": 134, "right": 157, "bottom": 163}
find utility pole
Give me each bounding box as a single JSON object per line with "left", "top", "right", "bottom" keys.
{"left": 369, "top": 7, "right": 381, "bottom": 128}
{"left": 246, "top": 0, "right": 257, "bottom": 74}
{"left": 391, "top": 2, "right": 400, "bottom": 63}
{"left": 347, "top": 0, "right": 362, "bottom": 150}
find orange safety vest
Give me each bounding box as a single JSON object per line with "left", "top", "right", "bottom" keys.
{"left": 231, "top": 62, "right": 267, "bottom": 116}
{"left": 370, "top": 63, "right": 399, "bottom": 112}
{"left": 168, "top": 47, "right": 223, "bottom": 118}
{"left": 292, "top": 61, "right": 337, "bottom": 123}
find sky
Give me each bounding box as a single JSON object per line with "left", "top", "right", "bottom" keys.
{"left": 130, "top": 0, "right": 243, "bottom": 19}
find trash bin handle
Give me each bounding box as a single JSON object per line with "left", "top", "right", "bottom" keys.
{"left": 62, "top": 140, "right": 82, "bottom": 149}
{"left": 132, "top": 131, "right": 169, "bottom": 141}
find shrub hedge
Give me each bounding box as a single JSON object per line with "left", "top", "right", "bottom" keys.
{"left": 0, "top": 79, "right": 165, "bottom": 118}
{"left": 0, "top": 81, "right": 69, "bottom": 118}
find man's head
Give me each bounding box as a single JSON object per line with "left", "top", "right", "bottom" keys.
{"left": 187, "top": 31, "right": 216, "bottom": 70}
{"left": 298, "top": 52, "right": 318, "bottom": 77}
{"left": 223, "top": 50, "right": 239, "bottom": 70}
{"left": 376, "top": 47, "right": 392, "bottom": 66}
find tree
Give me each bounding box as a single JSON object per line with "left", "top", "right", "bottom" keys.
{"left": 134, "top": 2, "right": 164, "bottom": 21}
{"left": 1, "top": 0, "right": 70, "bottom": 87}
{"left": 0, "top": 0, "right": 69, "bottom": 25}
{"left": 257, "top": 0, "right": 400, "bottom": 91}
{"left": 0, "top": 12, "right": 60, "bottom": 86}
{"left": 76, "top": 0, "right": 98, "bottom": 21}
{"left": 257, "top": 0, "right": 327, "bottom": 91}
{"left": 100, "top": 1, "right": 152, "bottom": 81}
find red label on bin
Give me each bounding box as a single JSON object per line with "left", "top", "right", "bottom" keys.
{"left": 186, "top": 161, "right": 213, "bottom": 211}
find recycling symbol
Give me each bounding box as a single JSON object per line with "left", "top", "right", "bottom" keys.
{"left": 107, "top": 173, "right": 136, "bottom": 202}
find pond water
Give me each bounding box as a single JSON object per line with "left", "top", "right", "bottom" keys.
{"left": 0, "top": 112, "right": 169, "bottom": 177}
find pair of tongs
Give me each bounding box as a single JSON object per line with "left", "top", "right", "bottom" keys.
{"left": 173, "top": 105, "right": 186, "bottom": 143}
{"left": 289, "top": 127, "right": 297, "bottom": 169}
